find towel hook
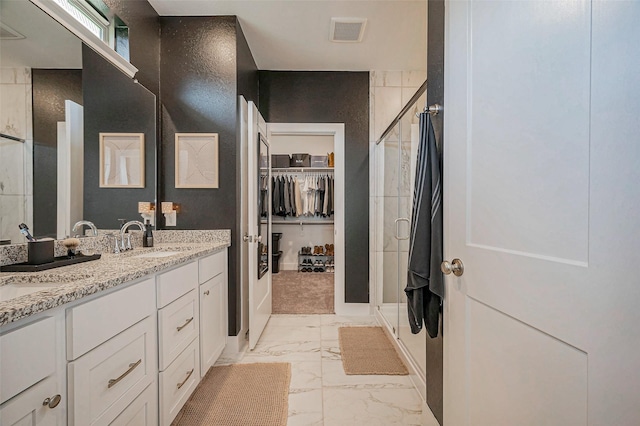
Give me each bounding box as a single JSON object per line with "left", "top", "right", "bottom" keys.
{"left": 416, "top": 103, "right": 443, "bottom": 117}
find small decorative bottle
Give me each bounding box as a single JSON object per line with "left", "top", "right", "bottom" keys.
{"left": 143, "top": 220, "right": 154, "bottom": 247}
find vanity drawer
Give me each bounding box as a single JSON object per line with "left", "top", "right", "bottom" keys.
{"left": 158, "top": 289, "right": 199, "bottom": 371}
{"left": 159, "top": 338, "right": 200, "bottom": 426}
{"left": 198, "top": 250, "right": 226, "bottom": 284}
{"left": 66, "top": 278, "right": 155, "bottom": 360}
{"left": 0, "top": 316, "right": 56, "bottom": 404}
{"left": 156, "top": 262, "right": 198, "bottom": 308}
{"left": 68, "top": 316, "right": 156, "bottom": 426}
{"left": 109, "top": 382, "right": 157, "bottom": 426}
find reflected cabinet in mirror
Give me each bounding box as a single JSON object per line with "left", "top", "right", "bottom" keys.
{"left": 0, "top": 0, "right": 156, "bottom": 243}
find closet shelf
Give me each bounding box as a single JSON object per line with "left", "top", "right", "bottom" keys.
{"left": 263, "top": 220, "right": 334, "bottom": 225}
{"left": 271, "top": 167, "right": 334, "bottom": 172}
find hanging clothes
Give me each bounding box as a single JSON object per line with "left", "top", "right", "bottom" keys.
{"left": 269, "top": 172, "right": 334, "bottom": 219}
{"left": 405, "top": 113, "right": 444, "bottom": 338}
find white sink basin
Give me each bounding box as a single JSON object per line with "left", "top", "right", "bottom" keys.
{"left": 0, "top": 283, "right": 59, "bottom": 303}
{"left": 133, "top": 251, "right": 182, "bottom": 259}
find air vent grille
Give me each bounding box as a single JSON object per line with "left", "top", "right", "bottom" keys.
{"left": 330, "top": 18, "right": 367, "bottom": 43}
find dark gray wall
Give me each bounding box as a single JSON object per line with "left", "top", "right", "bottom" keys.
{"left": 427, "top": 0, "right": 445, "bottom": 424}
{"left": 82, "top": 45, "right": 157, "bottom": 228}
{"left": 32, "top": 69, "right": 83, "bottom": 238}
{"left": 258, "top": 71, "right": 370, "bottom": 303}
{"left": 160, "top": 16, "right": 257, "bottom": 335}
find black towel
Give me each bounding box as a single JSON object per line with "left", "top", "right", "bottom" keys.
{"left": 405, "top": 113, "right": 444, "bottom": 338}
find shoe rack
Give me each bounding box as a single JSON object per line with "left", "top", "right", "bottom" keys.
{"left": 297, "top": 245, "right": 335, "bottom": 273}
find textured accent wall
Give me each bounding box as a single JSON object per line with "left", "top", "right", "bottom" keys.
{"left": 82, "top": 46, "right": 157, "bottom": 229}
{"left": 258, "top": 71, "right": 370, "bottom": 303}
{"left": 32, "top": 69, "right": 83, "bottom": 238}
{"left": 160, "top": 16, "right": 258, "bottom": 336}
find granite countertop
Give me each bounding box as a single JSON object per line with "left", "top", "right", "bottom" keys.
{"left": 0, "top": 240, "right": 230, "bottom": 327}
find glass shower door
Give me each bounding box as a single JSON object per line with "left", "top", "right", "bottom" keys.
{"left": 378, "top": 122, "right": 401, "bottom": 336}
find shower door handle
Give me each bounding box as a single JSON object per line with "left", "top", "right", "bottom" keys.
{"left": 394, "top": 218, "right": 410, "bottom": 240}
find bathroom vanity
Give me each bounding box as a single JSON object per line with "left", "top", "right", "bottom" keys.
{"left": 0, "top": 231, "right": 230, "bottom": 425}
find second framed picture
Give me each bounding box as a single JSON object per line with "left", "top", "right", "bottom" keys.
{"left": 175, "top": 133, "right": 219, "bottom": 188}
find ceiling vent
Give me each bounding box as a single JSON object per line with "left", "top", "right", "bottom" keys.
{"left": 0, "top": 22, "right": 25, "bottom": 40}
{"left": 330, "top": 18, "right": 367, "bottom": 43}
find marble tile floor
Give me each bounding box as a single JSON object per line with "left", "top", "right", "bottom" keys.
{"left": 215, "top": 314, "right": 427, "bottom": 425}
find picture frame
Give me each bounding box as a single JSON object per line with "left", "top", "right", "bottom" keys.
{"left": 175, "top": 133, "right": 219, "bottom": 188}
{"left": 99, "top": 133, "right": 145, "bottom": 188}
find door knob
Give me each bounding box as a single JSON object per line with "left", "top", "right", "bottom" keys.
{"left": 441, "top": 258, "right": 464, "bottom": 276}
{"left": 43, "top": 394, "right": 61, "bottom": 409}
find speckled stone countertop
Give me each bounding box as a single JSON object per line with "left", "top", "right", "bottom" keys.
{"left": 0, "top": 234, "right": 230, "bottom": 327}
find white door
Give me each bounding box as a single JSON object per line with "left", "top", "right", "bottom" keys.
{"left": 57, "top": 100, "right": 83, "bottom": 239}
{"left": 247, "top": 101, "right": 271, "bottom": 350}
{"left": 444, "top": 1, "right": 640, "bottom": 425}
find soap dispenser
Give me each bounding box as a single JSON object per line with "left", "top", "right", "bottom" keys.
{"left": 143, "top": 220, "right": 154, "bottom": 247}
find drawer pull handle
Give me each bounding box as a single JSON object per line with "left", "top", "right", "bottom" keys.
{"left": 177, "top": 368, "right": 194, "bottom": 390}
{"left": 177, "top": 317, "right": 194, "bottom": 332}
{"left": 108, "top": 359, "right": 142, "bottom": 389}
{"left": 42, "top": 394, "right": 62, "bottom": 409}
{"left": 204, "top": 290, "right": 210, "bottom": 296}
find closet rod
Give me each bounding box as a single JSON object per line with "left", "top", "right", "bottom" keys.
{"left": 271, "top": 167, "right": 334, "bottom": 172}
{"left": 263, "top": 220, "right": 334, "bottom": 225}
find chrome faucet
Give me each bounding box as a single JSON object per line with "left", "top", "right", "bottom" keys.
{"left": 72, "top": 220, "right": 98, "bottom": 237}
{"left": 119, "top": 220, "right": 145, "bottom": 251}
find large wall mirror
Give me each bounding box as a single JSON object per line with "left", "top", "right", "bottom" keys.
{"left": 0, "top": 0, "right": 156, "bottom": 243}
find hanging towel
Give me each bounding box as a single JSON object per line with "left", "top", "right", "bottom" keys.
{"left": 405, "top": 113, "right": 444, "bottom": 338}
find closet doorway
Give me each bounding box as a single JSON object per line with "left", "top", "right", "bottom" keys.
{"left": 266, "top": 123, "right": 345, "bottom": 315}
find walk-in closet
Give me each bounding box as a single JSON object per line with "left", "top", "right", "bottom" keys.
{"left": 267, "top": 123, "right": 344, "bottom": 315}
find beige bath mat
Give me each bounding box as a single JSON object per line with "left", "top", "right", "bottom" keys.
{"left": 338, "top": 326, "right": 409, "bottom": 375}
{"left": 172, "top": 362, "right": 291, "bottom": 426}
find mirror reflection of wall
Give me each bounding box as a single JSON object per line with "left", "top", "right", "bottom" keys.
{"left": 0, "top": 0, "right": 156, "bottom": 242}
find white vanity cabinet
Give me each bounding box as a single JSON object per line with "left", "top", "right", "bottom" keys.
{"left": 0, "top": 315, "right": 66, "bottom": 426}
{"left": 66, "top": 278, "right": 157, "bottom": 426}
{"left": 198, "top": 250, "right": 228, "bottom": 377}
{"left": 156, "top": 262, "right": 200, "bottom": 425}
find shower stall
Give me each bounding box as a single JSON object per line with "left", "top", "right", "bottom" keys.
{"left": 374, "top": 80, "right": 428, "bottom": 397}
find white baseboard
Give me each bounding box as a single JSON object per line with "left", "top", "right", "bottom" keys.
{"left": 335, "top": 302, "right": 372, "bottom": 316}
{"left": 225, "top": 329, "right": 248, "bottom": 354}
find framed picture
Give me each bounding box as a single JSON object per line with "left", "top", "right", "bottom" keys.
{"left": 99, "top": 133, "right": 145, "bottom": 188}
{"left": 175, "top": 133, "right": 219, "bottom": 188}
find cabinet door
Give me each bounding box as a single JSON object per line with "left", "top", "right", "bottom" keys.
{"left": 0, "top": 375, "right": 62, "bottom": 426}
{"left": 199, "top": 272, "right": 227, "bottom": 377}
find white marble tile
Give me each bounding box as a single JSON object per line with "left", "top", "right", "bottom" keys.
{"left": 321, "top": 317, "right": 380, "bottom": 341}
{"left": 241, "top": 340, "right": 321, "bottom": 362}
{"left": 321, "top": 359, "right": 414, "bottom": 389}
{"left": 288, "top": 388, "right": 323, "bottom": 426}
{"left": 372, "top": 70, "right": 402, "bottom": 88}
{"left": 0, "top": 138, "right": 25, "bottom": 195}
{"left": 323, "top": 387, "right": 423, "bottom": 426}
{"left": 289, "top": 361, "right": 322, "bottom": 389}
{"left": 268, "top": 314, "right": 322, "bottom": 327}
{"left": 402, "top": 70, "right": 427, "bottom": 88}
{"left": 320, "top": 315, "right": 378, "bottom": 327}
{"left": 259, "top": 324, "right": 322, "bottom": 342}
{"left": 373, "top": 86, "right": 402, "bottom": 141}
{"left": 375, "top": 251, "right": 384, "bottom": 306}
{"left": 0, "top": 84, "right": 28, "bottom": 139}
{"left": 374, "top": 143, "right": 385, "bottom": 197}
{"left": 0, "top": 194, "right": 26, "bottom": 243}
{"left": 25, "top": 83, "right": 33, "bottom": 140}
{"left": 383, "top": 141, "right": 400, "bottom": 197}
{"left": 382, "top": 251, "right": 399, "bottom": 303}
{"left": 321, "top": 339, "right": 341, "bottom": 360}
{"left": 383, "top": 196, "right": 410, "bottom": 252}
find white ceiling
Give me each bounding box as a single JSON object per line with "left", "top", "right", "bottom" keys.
{"left": 147, "top": 0, "right": 427, "bottom": 71}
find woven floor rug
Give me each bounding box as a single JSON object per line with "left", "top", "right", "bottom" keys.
{"left": 272, "top": 271, "right": 334, "bottom": 314}
{"left": 338, "top": 326, "right": 409, "bottom": 375}
{"left": 171, "top": 363, "right": 291, "bottom": 426}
